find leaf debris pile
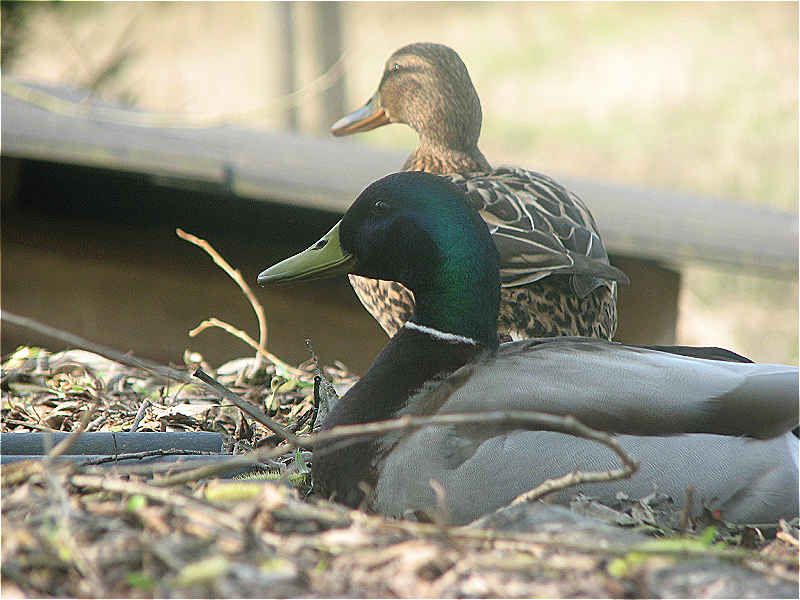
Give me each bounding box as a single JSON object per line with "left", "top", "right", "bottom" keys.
{"left": 2, "top": 345, "right": 798, "bottom": 598}
{"left": 1, "top": 346, "right": 355, "bottom": 443}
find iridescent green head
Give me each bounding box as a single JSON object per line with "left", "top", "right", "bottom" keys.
{"left": 258, "top": 172, "right": 499, "bottom": 348}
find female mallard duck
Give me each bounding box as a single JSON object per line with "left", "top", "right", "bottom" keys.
{"left": 331, "top": 42, "right": 628, "bottom": 342}
{"left": 258, "top": 172, "right": 798, "bottom": 526}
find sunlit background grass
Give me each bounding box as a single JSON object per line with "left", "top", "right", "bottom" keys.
{"left": 4, "top": 1, "right": 797, "bottom": 363}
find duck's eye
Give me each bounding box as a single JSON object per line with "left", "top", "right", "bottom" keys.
{"left": 390, "top": 63, "right": 401, "bottom": 73}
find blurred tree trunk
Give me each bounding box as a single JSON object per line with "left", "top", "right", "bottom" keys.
{"left": 310, "top": 2, "right": 345, "bottom": 133}
{"left": 294, "top": 1, "right": 345, "bottom": 135}
{"left": 268, "top": 2, "right": 299, "bottom": 131}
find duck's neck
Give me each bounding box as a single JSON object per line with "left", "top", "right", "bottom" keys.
{"left": 404, "top": 139, "right": 492, "bottom": 174}
{"left": 332, "top": 324, "right": 485, "bottom": 426}
{"left": 412, "top": 282, "right": 498, "bottom": 350}
{"left": 313, "top": 324, "right": 486, "bottom": 506}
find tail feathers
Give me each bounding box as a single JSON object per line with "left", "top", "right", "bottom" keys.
{"left": 571, "top": 274, "right": 605, "bottom": 297}
{"left": 569, "top": 255, "right": 629, "bottom": 297}
{"left": 708, "top": 368, "right": 799, "bottom": 439}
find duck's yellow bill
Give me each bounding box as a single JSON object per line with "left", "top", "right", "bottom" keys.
{"left": 257, "top": 221, "right": 355, "bottom": 286}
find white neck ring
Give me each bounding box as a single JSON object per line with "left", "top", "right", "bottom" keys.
{"left": 404, "top": 321, "right": 478, "bottom": 345}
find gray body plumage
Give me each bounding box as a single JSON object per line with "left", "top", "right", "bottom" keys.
{"left": 427, "top": 338, "right": 799, "bottom": 440}
{"left": 373, "top": 337, "right": 799, "bottom": 525}
{"left": 375, "top": 428, "right": 797, "bottom": 526}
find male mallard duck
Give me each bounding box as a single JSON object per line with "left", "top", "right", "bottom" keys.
{"left": 331, "top": 42, "right": 628, "bottom": 342}
{"left": 258, "top": 172, "right": 798, "bottom": 526}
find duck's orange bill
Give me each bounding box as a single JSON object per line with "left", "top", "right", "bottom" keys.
{"left": 330, "top": 92, "right": 390, "bottom": 136}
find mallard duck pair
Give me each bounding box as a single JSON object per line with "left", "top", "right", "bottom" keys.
{"left": 259, "top": 172, "right": 798, "bottom": 526}
{"left": 331, "top": 42, "right": 628, "bottom": 342}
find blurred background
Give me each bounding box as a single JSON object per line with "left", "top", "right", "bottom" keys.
{"left": 2, "top": 2, "right": 797, "bottom": 370}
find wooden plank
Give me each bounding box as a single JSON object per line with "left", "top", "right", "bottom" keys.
{"left": 561, "top": 175, "right": 798, "bottom": 275}
{"left": 2, "top": 81, "right": 796, "bottom": 274}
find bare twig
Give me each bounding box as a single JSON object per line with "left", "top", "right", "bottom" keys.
{"left": 3, "top": 419, "right": 59, "bottom": 432}
{"left": 5, "top": 311, "right": 638, "bottom": 509}
{"left": 193, "top": 369, "right": 299, "bottom": 445}
{"left": 309, "top": 411, "right": 632, "bottom": 454}
{"left": 1, "top": 312, "right": 190, "bottom": 383}
{"left": 2, "top": 314, "right": 306, "bottom": 455}
{"left": 508, "top": 413, "right": 639, "bottom": 505}
{"left": 192, "top": 365, "right": 640, "bottom": 462}
{"left": 79, "top": 449, "right": 217, "bottom": 465}
{"left": 43, "top": 390, "right": 103, "bottom": 467}
{"left": 147, "top": 445, "right": 290, "bottom": 487}
{"left": 307, "top": 339, "right": 338, "bottom": 429}
{"left": 85, "top": 414, "right": 108, "bottom": 432}
{"left": 188, "top": 317, "right": 303, "bottom": 378}
{"left": 2, "top": 49, "right": 348, "bottom": 129}
{"left": 147, "top": 404, "right": 638, "bottom": 492}
{"left": 176, "top": 372, "right": 641, "bottom": 504}
{"left": 68, "top": 473, "right": 244, "bottom": 533}
{"left": 776, "top": 518, "right": 799, "bottom": 548}
{"left": 176, "top": 228, "right": 269, "bottom": 376}
{"left": 510, "top": 464, "right": 634, "bottom": 506}
{"left": 129, "top": 398, "right": 151, "bottom": 432}
{"left": 314, "top": 411, "right": 636, "bottom": 506}
{"left": 679, "top": 485, "right": 695, "bottom": 533}
{"left": 342, "top": 512, "right": 800, "bottom": 570}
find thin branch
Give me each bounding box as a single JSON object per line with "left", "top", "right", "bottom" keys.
{"left": 1, "top": 312, "right": 191, "bottom": 383}
{"left": 314, "top": 410, "right": 637, "bottom": 505}
{"left": 510, "top": 464, "right": 634, "bottom": 506}
{"left": 1, "top": 313, "right": 286, "bottom": 422}
{"left": 343, "top": 512, "right": 800, "bottom": 570}
{"left": 146, "top": 399, "right": 638, "bottom": 493}
{"left": 3, "top": 419, "right": 59, "bottom": 432}
{"left": 2, "top": 49, "right": 348, "bottom": 129}
{"left": 188, "top": 317, "right": 303, "bottom": 378}
{"left": 309, "top": 411, "right": 631, "bottom": 453}
{"left": 679, "top": 485, "right": 695, "bottom": 534}
{"left": 146, "top": 445, "right": 290, "bottom": 487}
{"left": 79, "top": 449, "right": 217, "bottom": 465}
{"left": 193, "top": 366, "right": 639, "bottom": 459}
{"left": 193, "top": 369, "right": 300, "bottom": 445}
{"left": 68, "top": 473, "right": 244, "bottom": 533}
{"left": 183, "top": 370, "right": 641, "bottom": 505}
{"left": 43, "top": 390, "right": 104, "bottom": 467}
{"left": 129, "top": 398, "right": 151, "bottom": 433}
{"left": 509, "top": 414, "right": 638, "bottom": 505}
{"left": 176, "top": 229, "right": 268, "bottom": 376}
{"left": 5, "top": 311, "right": 638, "bottom": 508}
{"left": 1, "top": 314, "right": 304, "bottom": 447}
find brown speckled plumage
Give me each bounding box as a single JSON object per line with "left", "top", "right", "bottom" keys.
{"left": 349, "top": 275, "right": 615, "bottom": 341}
{"left": 333, "top": 42, "right": 626, "bottom": 341}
